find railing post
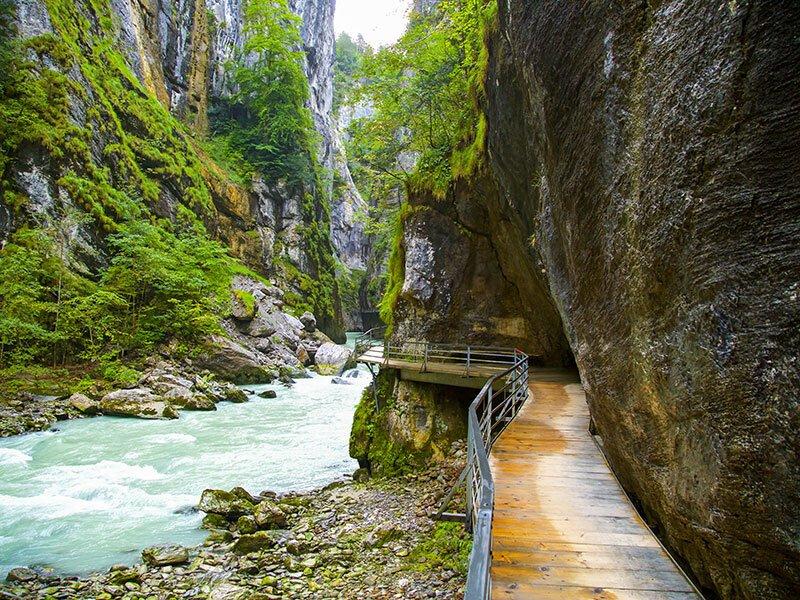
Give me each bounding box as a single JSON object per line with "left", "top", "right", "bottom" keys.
{"left": 486, "top": 387, "right": 493, "bottom": 443}
{"left": 466, "top": 346, "right": 471, "bottom": 377}
{"left": 465, "top": 428, "right": 474, "bottom": 533}
{"left": 423, "top": 343, "right": 429, "bottom": 372}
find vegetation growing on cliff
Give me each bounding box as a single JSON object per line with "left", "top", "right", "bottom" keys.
{"left": 209, "top": 0, "right": 318, "bottom": 186}
{"left": 0, "top": 223, "right": 235, "bottom": 369}
{"left": 349, "top": 0, "right": 496, "bottom": 198}
{"left": 340, "top": 0, "right": 497, "bottom": 331}
{"left": 0, "top": 0, "right": 347, "bottom": 381}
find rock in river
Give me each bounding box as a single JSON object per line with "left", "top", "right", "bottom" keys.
{"left": 198, "top": 488, "right": 256, "bottom": 518}
{"left": 99, "top": 389, "right": 178, "bottom": 420}
{"left": 6, "top": 567, "right": 38, "bottom": 583}
{"left": 314, "top": 343, "right": 354, "bottom": 375}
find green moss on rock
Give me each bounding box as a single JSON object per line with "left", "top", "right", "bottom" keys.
{"left": 349, "top": 369, "right": 470, "bottom": 477}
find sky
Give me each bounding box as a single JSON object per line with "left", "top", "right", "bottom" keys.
{"left": 334, "top": 0, "right": 412, "bottom": 48}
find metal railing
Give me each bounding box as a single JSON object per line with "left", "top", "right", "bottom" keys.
{"left": 355, "top": 327, "right": 529, "bottom": 599}
{"left": 354, "top": 326, "right": 386, "bottom": 356}
{"left": 464, "top": 349, "right": 529, "bottom": 599}
{"left": 355, "top": 326, "right": 520, "bottom": 376}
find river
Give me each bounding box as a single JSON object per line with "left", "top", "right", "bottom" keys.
{"left": 0, "top": 334, "right": 369, "bottom": 577}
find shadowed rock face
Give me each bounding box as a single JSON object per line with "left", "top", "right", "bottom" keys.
{"left": 393, "top": 176, "right": 573, "bottom": 365}
{"left": 393, "top": 0, "right": 799, "bottom": 597}
{"left": 480, "top": 1, "right": 800, "bottom": 597}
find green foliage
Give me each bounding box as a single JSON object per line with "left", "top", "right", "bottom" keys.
{"left": 0, "top": 230, "right": 59, "bottom": 364}
{"left": 349, "top": 0, "right": 496, "bottom": 197}
{"left": 333, "top": 32, "right": 370, "bottom": 116}
{"left": 406, "top": 522, "right": 472, "bottom": 575}
{"left": 337, "top": 263, "right": 366, "bottom": 315}
{"left": 210, "top": 0, "right": 317, "bottom": 184}
{"left": 0, "top": 224, "right": 236, "bottom": 368}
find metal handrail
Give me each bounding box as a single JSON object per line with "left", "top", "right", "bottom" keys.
{"left": 465, "top": 349, "right": 529, "bottom": 599}
{"left": 354, "top": 329, "right": 530, "bottom": 598}
{"left": 354, "top": 330, "right": 520, "bottom": 376}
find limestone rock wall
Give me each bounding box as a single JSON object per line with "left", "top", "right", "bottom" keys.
{"left": 5, "top": 0, "right": 359, "bottom": 339}
{"left": 392, "top": 1, "right": 799, "bottom": 597}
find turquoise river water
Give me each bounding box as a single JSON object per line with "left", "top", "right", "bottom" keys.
{"left": 0, "top": 335, "right": 369, "bottom": 577}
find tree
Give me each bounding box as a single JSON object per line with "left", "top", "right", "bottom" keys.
{"left": 211, "top": 0, "right": 318, "bottom": 184}
{"left": 348, "top": 0, "right": 495, "bottom": 196}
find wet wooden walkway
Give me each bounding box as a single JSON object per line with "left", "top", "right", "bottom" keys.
{"left": 490, "top": 371, "right": 699, "bottom": 599}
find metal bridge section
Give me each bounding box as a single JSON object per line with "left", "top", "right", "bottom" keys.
{"left": 355, "top": 327, "right": 521, "bottom": 383}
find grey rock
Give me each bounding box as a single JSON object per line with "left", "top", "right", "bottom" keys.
{"left": 195, "top": 336, "right": 276, "bottom": 384}
{"left": 299, "top": 311, "right": 317, "bottom": 332}
{"left": 68, "top": 393, "right": 99, "bottom": 415}
{"left": 253, "top": 500, "right": 287, "bottom": 529}
{"left": 141, "top": 545, "right": 189, "bottom": 567}
{"left": 231, "top": 530, "right": 283, "bottom": 555}
{"left": 314, "top": 343, "right": 354, "bottom": 375}
{"left": 99, "top": 389, "right": 178, "bottom": 420}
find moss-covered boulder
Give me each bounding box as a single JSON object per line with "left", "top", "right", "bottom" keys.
{"left": 99, "top": 389, "right": 178, "bottom": 420}
{"left": 231, "top": 530, "right": 284, "bottom": 555}
{"left": 254, "top": 500, "right": 287, "bottom": 529}
{"left": 349, "top": 369, "right": 470, "bottom": 476}
{"left": 198, "top": 488, "right": 256, "bottom": 518}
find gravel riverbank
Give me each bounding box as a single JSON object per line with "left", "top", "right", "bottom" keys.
{"left": 1, "top": 444, "right": 469, "bottom": 599}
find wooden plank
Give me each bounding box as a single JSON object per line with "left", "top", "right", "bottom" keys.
{"left": 492, "top": 581, "right": 698, "bottom": 599}
{"left": 489, "top": 371, "right": 698, "bottom": 598}
{"left": 493, "top": 546, "right": 681, "bottom": 571}
{"left": 492, "top": 564, "right": 695, "bottom": 592}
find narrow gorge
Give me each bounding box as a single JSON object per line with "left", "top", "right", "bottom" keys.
{"left": 1, "top": 1, "right": 798, "bottom": 599}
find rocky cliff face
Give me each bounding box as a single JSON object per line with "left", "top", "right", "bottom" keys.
{"left": 392, "top": 1, "right": 800, "bottom": 597}
{"left": 4, "top": 0, "right": 359, "bottom": 339}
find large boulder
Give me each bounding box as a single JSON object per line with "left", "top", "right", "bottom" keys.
{"left": 314, "top": 343, "right": 354, "bottom": 376}
{"left": 196, "top": 336, "right": 277, "bottom": 384}
{"left": 141, "top": 544, "right": 189, "bottom": 567}
{"left": 99, "top": 389, "right": 178, "bottom": 420}
{"left": 198, "top": 488, "right": 256, "bottom": 518}
{"left": 68, "top": 393, "right": 99, "bottom": 415}
{"left": 162, "top": 387, "right": 216, "bottom": 411}
{"left": 248, "top": 311, "right": 304, "bottom": 348}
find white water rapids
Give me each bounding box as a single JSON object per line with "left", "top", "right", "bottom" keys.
{"left": 0, "top": 336, "right": 369, "bottom": 577}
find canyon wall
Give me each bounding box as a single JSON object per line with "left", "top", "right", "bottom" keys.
{"left": 3, "top": 0, "right": 369, "bottom": 339}
{"left": 391, "top": 0, "right": 799, "bottom": 597}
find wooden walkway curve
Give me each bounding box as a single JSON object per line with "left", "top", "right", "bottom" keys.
{"left": 490, "top": 371, "right": 699, "bottom": 599}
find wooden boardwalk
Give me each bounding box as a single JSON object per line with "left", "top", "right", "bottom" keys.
{"left": 490, "top": 371, "right": 699, "bottom": 600}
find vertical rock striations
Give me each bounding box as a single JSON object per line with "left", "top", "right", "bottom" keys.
{"left": 391, "top": 1, "right": 800, "bottom": 597}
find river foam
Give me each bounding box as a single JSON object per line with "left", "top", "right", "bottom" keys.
{"left": 0, "top": 356, "right": 368, "bottom": 577}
